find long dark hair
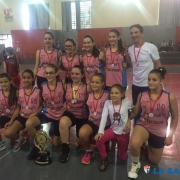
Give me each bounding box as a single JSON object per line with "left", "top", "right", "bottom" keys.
{"left": 110, "top": 29, "right": 124, "bottom": 55}
{"left": 0, "top": 73, "right": 18, "bottom": 106}
{"left": 5, "top": 47, "right": 19, "bottom": 74}
{"left": 83, "top": 35, "right": 100, "bottom": 58}
{"left": 22, "top": 69, "right": 35, "bottom": 86}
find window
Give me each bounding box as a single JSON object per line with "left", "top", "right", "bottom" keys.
{"left": 0, "top": 35, "right": 12, "bottom": 47}
{"left": 71, "top": 1, "right": 92, "bottom": 29}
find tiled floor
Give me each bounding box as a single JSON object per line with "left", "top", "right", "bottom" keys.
{"left": 0, "top": 65, "right": 180, "bottom": 180}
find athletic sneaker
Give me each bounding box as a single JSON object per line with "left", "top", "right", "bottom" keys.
{"left": 11, "top": 137, "right": 26, "bottom": 152}
{"left": 128, "top": 162, "right": 141, "bottom": 179}
{"left": 27, "top": 147, "right": 39, "bottom": 160}
{"left": 59, "top": 144, "right": 70, "bottom": 163}
{"left": 81, "top": 151, "right": 94, "bottom": 164}
{"left": 0, "top": 141, "right": 6, "bottom": 151}
{"left": 99, "top": 157, "right": 108, "bottom": 171}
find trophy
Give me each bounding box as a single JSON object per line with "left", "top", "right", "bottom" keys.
{"left": 34, "top": 130, "right": 52, "bottom": 165}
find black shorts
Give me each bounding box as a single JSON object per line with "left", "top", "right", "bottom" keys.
{"left": 148, "top": 131, "right": 166, "bottom": 149}
{"left": 85, "top": 120, "right": 110, "bottom": 137}
{"left": 37, "top": 113, "right": 60, "bottom": 136}
{"left": 0, "top": 116, "right": 11, "bottom": 128}
{"left": 36, "top": 75, "right": 47, "bottom": 89}
{"left": 62, "top": 111, "right": 88, "bottom": 138}
{"left": 15, "top": 115, "right": 28, "bottom": 128}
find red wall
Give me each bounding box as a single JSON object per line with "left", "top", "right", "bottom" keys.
{"left": 11, "top": 29, "right": 47, "bottom": 59}
{"left": 176, "top": 27, "right": 180, "bottom": 45}
{"left": 77, "top": 27, "right": 122, "bottom": 49}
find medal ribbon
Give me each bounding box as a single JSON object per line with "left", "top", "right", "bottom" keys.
{"left": 93, "top": 91, "right": 103, "bottom": 113}
{"left": 66, "top": 54, "right": 75, "bottom": 71}
{"left": 3, "top": 91, "right": 9, "bottom": 109}
{"left": 86, "top": 54, "right": 92, "bottom": 68}
{"left": 24, "top": 87, "right": 33, "bottom": 107}
{"left": 112, "top": 101, "right": 122, "bottom": 119}
{"left": 45, "top": 50, "right": 53, "bottom": 63}
{"left": 72, "top": 84, "right": 82, "bottom": 100}
{"left": 133, "top": 42, "right": 144, "bottom": 64}
{"left": 110, "top": 49, "right": 117, "bottom": 65}
{"left": 149, "top": 92, "right": 162, "bottom": 113}
{"left": 48, "top": 83, "right": 57, "bottom": 103}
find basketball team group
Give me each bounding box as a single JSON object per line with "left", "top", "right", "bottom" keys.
{"left": 0, "top": 24, "right": 178, "bottom": 179}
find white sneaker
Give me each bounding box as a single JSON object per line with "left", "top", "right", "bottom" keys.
{"left": 0, "top": 141, "right": 6, "bottom": 151}
{"left": 128, "top": 162, "right": 141, "bottom": 179}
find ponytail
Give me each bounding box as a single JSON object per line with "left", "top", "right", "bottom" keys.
{"left": 110, "top": 29, "right": 124, "bottom": 54}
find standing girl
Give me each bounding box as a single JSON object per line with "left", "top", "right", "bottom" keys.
{"left": 5, "top": 69, "right": 42, "bottom": 152}
{"left": 3, "top": 47, "right": 20, "bottom": 88}
{"left": 59, "top": 65, "right": 89, "bottom": 163}
{"left": 105, "top": 29, "right": 129, "bottom": 90}
{"left": 0, "top": 73, "right": 17, "bottom": 151}
{"left": 95, "top": 84, "right": 132, "bottom": 171}
{"left": 79, "top": 73, "right": 110, "bottom": 165}
{"left": 61, "top": 38, "right": 80, "bottom": 83}
{"left": 128, "top": 68, "right": 178, "bottom": 179}
{"left": 34, "top": 32, "right": 61, "bottom": 89}
{"left": 26, "top": 64, "right": 65, "bottom": 160}
{"left": 81, "top": 35, "right": 105, "bottom": 84}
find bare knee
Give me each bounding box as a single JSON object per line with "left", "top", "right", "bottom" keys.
{"left": 5, "top": 129, "right": 13, "bottom": 138}
{"left": 130, "top": 139, "right": 142, "bottom": 151}
{"left": 60, "top": 118, "right": 71, "bottom": 130}
{"left": 79, "top": 128, "right": 90, "bottom": 141}
{"left": 148, "top": 153, "right": 161, "bottom": 164}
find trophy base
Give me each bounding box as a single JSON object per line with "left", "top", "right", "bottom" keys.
{"left": 34, "top": 151, "right": 52, "bottom": 165}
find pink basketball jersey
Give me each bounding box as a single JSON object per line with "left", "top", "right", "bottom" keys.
{"left": 18, "top": 87, "right": 41, "bottom": 118}
{"left": 42, "top": 81, "right": 65, "bottom": 120}
{"left": 0, "top": 89, "right": 16, "bottom": 118}
{"left": 37, "top": 48, "right": 59, "bottom": 78}
{"left": 65, "top": 83, "right": 88, "bottom": 119}
{"left": 87, "top": 90, "right": 110, "bottom": 126}
{"left": 138, "top": 90, "right": 170, "bottom": 137}
{"left": 61, "top": 54, "right": 80, "bottom": 79}
{"left": 105, "top": 48, "right": 127, "bottom": 87}
{"left": 82, "top": 54, "right": 105, "bottom": 83}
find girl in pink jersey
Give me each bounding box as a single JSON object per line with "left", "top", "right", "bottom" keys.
{"left": 59, "top": 65, "right": 89, "bottom": 163}
{"left": 5, "top": 69, "right": 42, "bottom": 152}
{"left": 60, "top": 38, "right": 80, "bottom": 83}
{"left": 0, "top": 73, "right": 18, "bottom": 151}
{"left": 79, "top": 73, "right": 110, "bottom": 165}
{"left": 128, "top": 67, "right": 178, "bottom": 179}
{"left": 80, "top": 35, "right": 105, "bottom": 84}
{"left": 95, "top": 84, "right": 132, "bottom": 171}
{"left": 34, "top": 32, "right": 61, "bottom": 89}
{"left": 105, "top": 29, "right": 129, "bottom": 90}
{"left": 3, "top": 47, "right": 21, "bottom": 88}
{"left": 26, "top": 63, "right": 65, "bottom": 160}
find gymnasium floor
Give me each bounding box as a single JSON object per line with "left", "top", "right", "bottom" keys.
{"left": 0, "top": 64, "right": 180, "bottom": 180}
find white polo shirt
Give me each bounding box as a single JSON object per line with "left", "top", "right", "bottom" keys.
{"left": 128, "top": 42, "right": 160, "bottom": 87}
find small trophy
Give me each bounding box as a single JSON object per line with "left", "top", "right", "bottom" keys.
{"left": 34, "top": 130, "right": 52, "bottom": 165}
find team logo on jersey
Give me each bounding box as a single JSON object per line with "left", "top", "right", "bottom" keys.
{"left": 144, "top": 165, "right": 150, "bottom": 174}
{"left": 142, "top": 101, "right": 148, "bottom": 108}
{"left": 79, "top": 93, "right": 84, "bottom": 98}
